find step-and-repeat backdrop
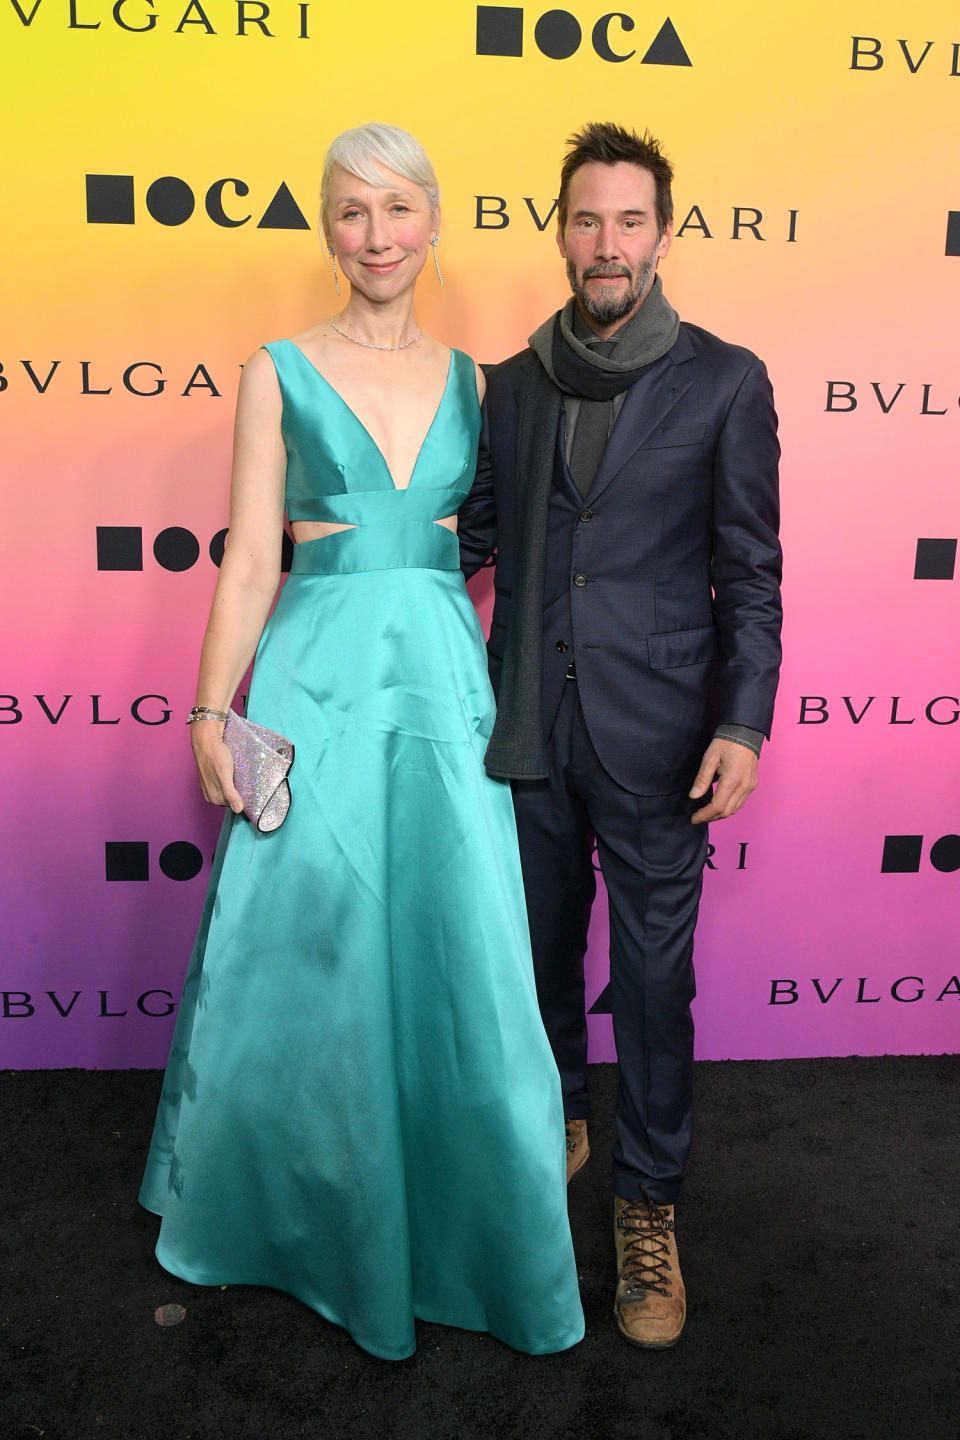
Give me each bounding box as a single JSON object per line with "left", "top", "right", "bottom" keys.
{"left": 2, "top": 3, "right": 957, "bottom": 1068}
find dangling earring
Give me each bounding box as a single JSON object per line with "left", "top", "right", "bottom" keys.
{"left": 431, "top": 236, "right": 443, "bottom": 287}
{"left": 327, "top": 243, "right": 340, "bottom": 296}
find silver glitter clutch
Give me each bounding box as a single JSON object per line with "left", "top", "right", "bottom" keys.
{"left": 222, "top": 709, "right": 295, "bottom": 833}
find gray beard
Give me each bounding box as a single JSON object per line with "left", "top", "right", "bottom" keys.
{"left": 566, "top": 254, "right": 657, "bottom": 326}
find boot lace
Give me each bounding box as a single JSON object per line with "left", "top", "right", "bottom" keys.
{"left": 617, "top": 1191, "right": 674, "bottom": 1298}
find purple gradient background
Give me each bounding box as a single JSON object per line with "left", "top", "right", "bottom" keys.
{"left": 4, "top": 461, "right": 957, "bottom": 1065}
{"left": 3, "top": 88, "right": 958, "bottom": 1067}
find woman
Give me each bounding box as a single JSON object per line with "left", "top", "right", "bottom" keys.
{"left": 139, "top": 123, "right": 584, "bottom": 1360}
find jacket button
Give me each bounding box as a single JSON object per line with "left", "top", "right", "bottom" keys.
{"left": 556, "top": 640, "right": 568, "bottom": 654}
{"left": 579, "top": 509, "right": 593, "bottom": 523}
{"left": 573, "top": 573, "right": 588, "bottom": 587}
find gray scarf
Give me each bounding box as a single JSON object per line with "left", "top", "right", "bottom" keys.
{"left": 528, "top": 275, "right": 680, "bottom": 398}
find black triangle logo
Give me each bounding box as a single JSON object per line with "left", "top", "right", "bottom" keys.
{"left": 641, "top": 18, "right": 692, "bottom": 67}
{"left": 257, "top": 181, "right": 311, "bottom": 231}
{"left": 588, "top": 982, "right": 612, "bottom": 1015}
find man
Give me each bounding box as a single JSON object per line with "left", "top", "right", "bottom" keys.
{"left": 459, "top": 123, "right": 782, "bottom": 1350}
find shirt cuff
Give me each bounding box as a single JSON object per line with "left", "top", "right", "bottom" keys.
{"left": 713, "top": 723, "right": 764, "bottom": 757}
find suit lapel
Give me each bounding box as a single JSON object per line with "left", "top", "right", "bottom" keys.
{"left": 587, "top": 331, "right": 696, "bottom": 504}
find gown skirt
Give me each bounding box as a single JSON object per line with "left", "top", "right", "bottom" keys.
{"left": 140, "top": 506, "right": 585, "bottom": 1360}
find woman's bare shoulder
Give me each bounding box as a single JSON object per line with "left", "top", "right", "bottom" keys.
{"left": 236, "top": 346, "right": 282, "bottom": 412}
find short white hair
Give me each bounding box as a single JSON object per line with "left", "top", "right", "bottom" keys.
{"left": 321, "top": 122, "right": 440, "bottom": 224}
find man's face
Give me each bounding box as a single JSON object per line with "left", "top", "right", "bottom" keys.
{"left": 557, "top": 161, "right": 673, "bottom": 331}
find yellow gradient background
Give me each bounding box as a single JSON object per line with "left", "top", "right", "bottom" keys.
{"left": 2, "top": 0, "right": 958, "bottom": 1064}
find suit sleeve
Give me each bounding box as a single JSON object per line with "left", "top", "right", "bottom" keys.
{"left": 458, "top": 395, "right": 498, "bottom": 579}
{"left": 711, "top": 358, "right": 783, "bottom": 737}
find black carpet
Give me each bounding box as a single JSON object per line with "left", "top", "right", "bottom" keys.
{"left": 2, "top": 1058, "right": 958, "bottom": 1440}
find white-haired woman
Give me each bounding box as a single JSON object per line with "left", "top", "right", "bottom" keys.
{"left": 139, "top": 123, "right": 584, "bottom": 1361}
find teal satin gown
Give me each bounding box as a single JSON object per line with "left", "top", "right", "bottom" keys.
{"left": 139, "top": 341, "right": 585, "bottom": 1360}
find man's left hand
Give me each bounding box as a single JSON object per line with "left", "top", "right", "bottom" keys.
{"left": 689, "top": 739, "right": 758, "bottom": 824}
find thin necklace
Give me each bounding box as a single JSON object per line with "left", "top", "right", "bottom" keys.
{"left": 330, "top": 319, "right": 422, "bottom": 352}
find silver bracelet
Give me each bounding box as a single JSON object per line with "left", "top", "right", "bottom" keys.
{"left": 187, "top": 706, "right": 229, "bottom": 724}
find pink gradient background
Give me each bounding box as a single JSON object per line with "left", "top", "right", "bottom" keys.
{"left": 2, "top": 4, "right": 957, "bottom": 1067}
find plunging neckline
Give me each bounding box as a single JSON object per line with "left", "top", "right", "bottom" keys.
{"left": 286, "top": 340, "right": 455, "bottom": 492}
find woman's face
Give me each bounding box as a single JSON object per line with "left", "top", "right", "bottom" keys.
{"left": 324, "top": 163, "right": 437, "bottom": 303}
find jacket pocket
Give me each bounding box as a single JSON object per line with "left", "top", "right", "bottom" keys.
{"left": 641, "top": 423, "right": 707, "bottom": 449}
{"left": 646, "top": 625, "right": 719, "bottom": 669}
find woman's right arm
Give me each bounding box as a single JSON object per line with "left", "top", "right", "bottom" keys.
{"left": 191, "top": 348, "right": 288, "bottom": 812}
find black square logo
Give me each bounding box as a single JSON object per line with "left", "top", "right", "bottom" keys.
{"left": 946, "top": 212, "right": 960, "bottom": 257}
{"left": 914, "top": 538, "right": 957, "bottom": 580}
{"left": 97, "top": 526, "right": 143, "bottom": 571}
{"left": 476, "top": 5, "right": 523, "bottom": 55}
{"left": 880, "top": 835, "right": 923, "bottom": 873}
{"left": 86, "top": 174, "right": 136, "bottom": 225}
{"left": 105, "top": 842, "right": 149, "bottom": 881}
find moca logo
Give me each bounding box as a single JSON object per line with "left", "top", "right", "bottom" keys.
{"left": 881, "top": 834, "right": 960, "bottom": 874}
{"left": 475, "top": 5, "right": 690, "bottom": 63}
{"left": 85, "top": 174, "right": 310, "bottom": 229}
{"left": 96, "top": 525, "right": 294, "bottom": 572}
{"left": 105, "top": 841, "right": 206, "bottom": 881}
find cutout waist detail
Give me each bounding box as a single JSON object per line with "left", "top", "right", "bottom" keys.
{"left": 289, "top": 521, "right": 461, "bottom": 576}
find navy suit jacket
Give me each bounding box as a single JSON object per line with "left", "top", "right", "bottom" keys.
{"left": 459, "top": 322, "right": 783, "bottom": 795}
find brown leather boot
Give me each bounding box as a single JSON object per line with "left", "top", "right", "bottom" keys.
{"left": 613, "top": 1193, "right": 686, "bottom": 1348}
{"left": 565, "top": 1118, "right": 590, "bottom": 1183}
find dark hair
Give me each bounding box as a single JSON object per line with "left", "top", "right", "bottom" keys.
{"left": 557, "top": 122, "right": 674, "bottom": 235}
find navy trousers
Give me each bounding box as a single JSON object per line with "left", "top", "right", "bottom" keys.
{"left": 511, "top": 681, "right": 708, "bottom": 1205}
